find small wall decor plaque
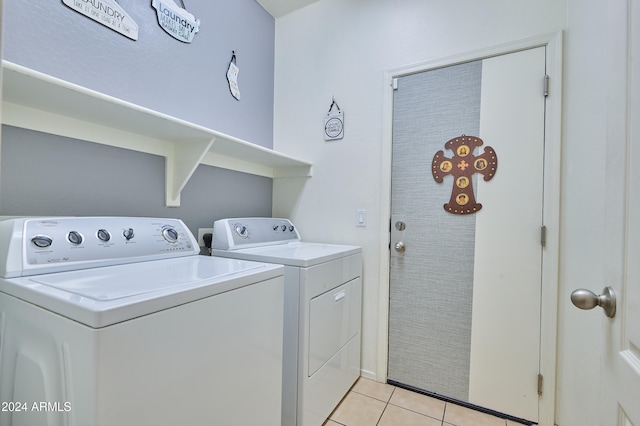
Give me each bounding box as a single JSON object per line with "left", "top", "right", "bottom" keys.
{"left": 432, "top": 135, "right": 498, "bottom": 215}
{"left": 63, "top": 0, "right": 139, "bottom": 40}
{"left": 152, "top": 0, "right": 200, "bottom": 43}
{"left": 227, "top": 51, "right": 241, "bottom": 100}
{"left": 324, "top": 98, "right": 344, "bottom": 141}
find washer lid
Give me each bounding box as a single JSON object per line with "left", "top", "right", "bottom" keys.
{"left": 212, "top": 242, "right": 361, "bottom": 267}
{"left": 0, "top": 256, "right": 283, "bottom": 328}
{"left": 30, "top": 256, "right": 266, "bottom": 301}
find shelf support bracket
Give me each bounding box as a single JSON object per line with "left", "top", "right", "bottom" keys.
{"left": 165, "top": 137, "right": 215, "bottom": 207}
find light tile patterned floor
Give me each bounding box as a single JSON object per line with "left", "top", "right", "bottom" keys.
{"left": 323, "top": 377, "right": 526, "bottom": 426}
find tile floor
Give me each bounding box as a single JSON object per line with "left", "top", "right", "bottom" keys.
{"left": 323, "top": 377, "right": 527, "bottom": 426}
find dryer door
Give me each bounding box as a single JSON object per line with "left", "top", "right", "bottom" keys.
{"left": 308, "top": 277, "right": 361, "bottom": 376}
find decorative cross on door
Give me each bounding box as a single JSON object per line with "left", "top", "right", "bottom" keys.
{"left": 432, "top": 135, "right": 498, "bottom": 215}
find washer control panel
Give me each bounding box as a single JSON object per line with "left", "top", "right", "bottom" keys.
{"left": 212, "top": 217, "right": 300, "bottom": 250}
{"left": 0, "top": 217, "right": 199, "bottom": 278}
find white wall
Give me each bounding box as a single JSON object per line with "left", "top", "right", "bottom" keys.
{"left": 273, "top": 0, "right": 610, "bottom": 425}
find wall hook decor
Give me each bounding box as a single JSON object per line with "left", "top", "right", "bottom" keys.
{"left": 432, "top": 135, "right": 498, "bottom": 215}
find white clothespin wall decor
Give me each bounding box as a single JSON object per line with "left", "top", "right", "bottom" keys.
{"left": 152, "top": 0, "right": 200, "bottom": 43}
{"left": 63, "top": 0, "right": 139, "bottom": 40}
{"left": 227, "top": 51, "right": 241, "bottom": 101}
{"left": 324, "top": 98, "right": 344, "bottom": 141}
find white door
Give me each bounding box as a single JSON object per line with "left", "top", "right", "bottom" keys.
{"left": 388, "top": 47, "right": 547, "bottom": 423}
{"left": 598, "top": 1, "right": 640, "bottom": 423}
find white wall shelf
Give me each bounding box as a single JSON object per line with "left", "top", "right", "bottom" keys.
{"left": 1, "top": 61, "right": 312, "bottom": 207}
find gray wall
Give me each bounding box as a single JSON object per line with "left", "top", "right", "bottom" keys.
{"left": 0, "top": 0, "right": 275, "bottom": 236}
{"left": 0, "top": 126, "right": 273, "bottom": 233}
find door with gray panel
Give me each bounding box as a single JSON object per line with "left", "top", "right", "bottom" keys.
{"left": 388, "top": 47, "right": 546, "bottom": 422}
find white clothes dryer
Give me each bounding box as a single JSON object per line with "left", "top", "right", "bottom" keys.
{"left": 211, "top": 217, "right": 362, "bottom": 426}
{"left": 0, "top": 217, "right": 284, "bottom": 426}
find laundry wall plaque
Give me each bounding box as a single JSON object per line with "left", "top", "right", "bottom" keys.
{"left": 152, "top": 0, "right": 200, "bottom": 43}
{"left": 63, "top": 0, "right": 139, "bottom": 40}
{"left": 432, "top": 135, "right": 497, "bottom": 215}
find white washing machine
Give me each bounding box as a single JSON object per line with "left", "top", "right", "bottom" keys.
{"left": 211, "top": 217, "right": 362, "bottom": 426}
{"left": 0, "top": 217, "right": 284, "bottom": 426}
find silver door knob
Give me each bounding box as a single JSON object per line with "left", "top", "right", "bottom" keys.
{"left": 570, "top": 286, "right": 616, "bottom": 318}
{"left": 394, "top": 241, "right": 406, "bottom": 253}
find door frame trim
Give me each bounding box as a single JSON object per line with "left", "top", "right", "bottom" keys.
{"left": 377, "top": 31, "right": 563, "bottom": 426}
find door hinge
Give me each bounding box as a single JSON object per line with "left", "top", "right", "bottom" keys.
{"left": 541, "top": 225, "right": 547, "bottom": 248}
{"left": 543, "top": 75, "right": 550, "bottom": 97}
{"left": 537, "top": 373, "right": 544, "bottom": 396}
{"left": 392, "top": 78, "right": 399, "bottom": 90}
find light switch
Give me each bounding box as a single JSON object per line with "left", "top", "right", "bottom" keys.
{"left": 356, "top": 209, "right": 366, "bottom": 227}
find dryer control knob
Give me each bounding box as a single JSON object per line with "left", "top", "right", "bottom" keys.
{"left": 67, "top": 231, "right": 83, "bottom": 245}
{"left": 289, "top": 226, "right": 295, "bottom": 232}
{"left": 234, "top": 224, "right": 249, "bottom": 238}
{"left": 123, "top": 228, "right": 135, "bottom": 241}
{"left": 281, "top": 225, "right": 287, "bottom": 232}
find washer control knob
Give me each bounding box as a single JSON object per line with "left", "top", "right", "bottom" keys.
{"left": 273, "top": 225, "right": 279, "bottom": 231}
{"left": 123, "top": 228, "right": 135, "bottom": 241}
{"left": 234, "top": 224, "right": 249, "bottom": 238}
{"left": 67, "top": 231, "right": 83, "bottom": 245}
{"left": 162, "top": 227, "right": 179, "bottom": 243}
{"left": 289, "top": 225, "right": 295, "bottom": 232}
{"left": 281, "top": 225, "right": 287, "bottom": 232}
{"left": 97, "top": 229, "right": 111, "bottom": 242}
{"left": 31, "top": 235, "right": 53, "bottom": 248}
